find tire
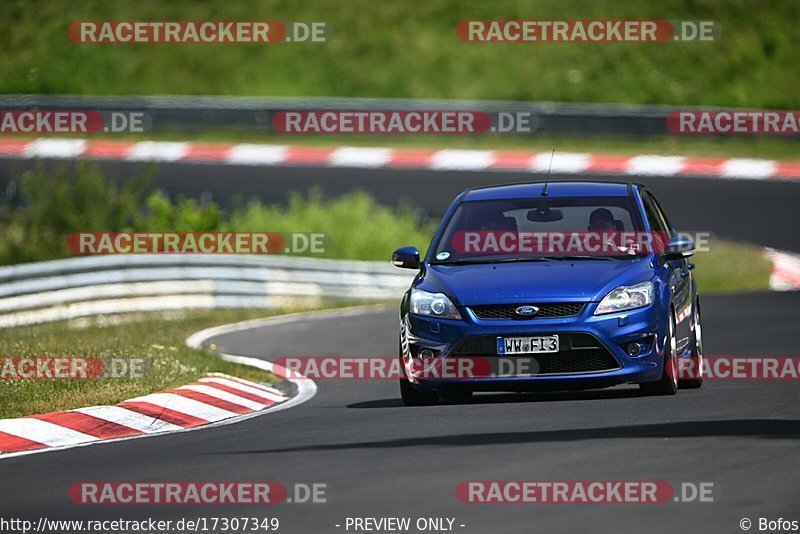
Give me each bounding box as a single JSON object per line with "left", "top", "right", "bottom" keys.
{"left": 398, "top": 336, "right": 440, "bottom": 406}
{"left": 679, "top": 298, "right": 704, "bottom": 389}
{"left": 640, "top": 311, "right": 679, "bottom": 396}
{"left": 399, "top": 379, "right": 440, "bottom": 406}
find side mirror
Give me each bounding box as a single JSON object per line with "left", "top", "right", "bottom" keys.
{"left": 392, "top": 246, "right": 421, "bottom": 269}
{"left": 663, "top": 235, "right": 695, "bottom": 260}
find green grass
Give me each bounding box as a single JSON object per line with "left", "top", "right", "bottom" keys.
{"left": 0, "top": 163, "right": 437, "bottom": 265}
{"left": 692, "top": 240, "right": 772, "bottom": 293}
{"left": 224, "top": 188, "right": 437, "bottom": 261}
{"left": 2, "top": 0, "right": 798, "bottom": 108}
{"left": 0, "top": 305, "right": 345, "bottom": 420}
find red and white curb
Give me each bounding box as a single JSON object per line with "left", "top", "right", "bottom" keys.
{"left": 0, "top": 373, "right": 288, "bottom": 458}
{"left": 765, "top": 248, "right": 800, "bottom": 291}
{"left": 0, "top": 307, "right": 339, "bottom": 460}
{"left": 1, "top": 138, "right": 799, "bottom": 181}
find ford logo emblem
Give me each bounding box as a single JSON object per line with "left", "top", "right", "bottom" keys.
{"left": 515, "top": 305, "right": 539, "bottom": 316}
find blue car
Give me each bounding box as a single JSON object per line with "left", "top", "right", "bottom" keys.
{"left": 392, "top": 181, "right": 703, "bottom": 405}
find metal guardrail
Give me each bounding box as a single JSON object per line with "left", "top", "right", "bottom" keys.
{"left": 0, "top": 255, "right": 414, "bottom": 328}
{"left": 3, "top": 94, "right": 789, "bottom": 138}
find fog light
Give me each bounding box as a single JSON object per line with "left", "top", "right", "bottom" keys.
{"left": 626, "top": 341, "right": 645, "bottom": 356}
{"left": 419, "top": 348, "right": 435, "bottom": 360}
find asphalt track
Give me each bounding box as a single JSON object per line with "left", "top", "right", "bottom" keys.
{"left": 0, "top": 161, "right": 799, "bottom": 533}
{"left": 2, "top": 294, "right": 800, "bottom": 533}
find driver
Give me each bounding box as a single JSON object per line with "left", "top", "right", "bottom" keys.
{"left": 587, "top": 208, "right": 616, "bottom": 232}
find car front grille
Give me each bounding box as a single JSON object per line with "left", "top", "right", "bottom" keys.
{"left": 451, "top": 333, "right": 620, "bottom": 375}
{"left": 469, "top": 302, "right": 585, "bottom": 320}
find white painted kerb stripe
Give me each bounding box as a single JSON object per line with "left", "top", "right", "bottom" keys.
{"left": 431, "top": 150, "right": 493, "bottom": 171}
{"left": 531, "top": 152, "right": 590, "bottom": 173}
{"left": 626, "top": 155, "right": 686, "bottom": 176}
{"left": 24, "top": 139, "right": 87, "bottom": 159}
{"left": 0, "top": 418, "right": 98, "bottom": 447}
{"left": 207, "top": 373, "right": 285, "bottom": 396}
{"left": 722, "top": 159, "right": 777, "bottom": 179}
{"left": 125, "top": 393, "right": 238, "bottom": 421}
{"left": 199, "top": 377, "right": 286, "bottom": 403}
{"left": 72, "top": 405, "right": 184, "bottom": 433}
{"left": 125, "top": 142, "right": 189, "bottom": 162}
{"left": 178, "top": 384, "right": 267, "bottom": 411}
{"left": 329, "top": 147, "right": 392, "bottom": 168}
{"left": 226, "top": 144, "right": 288, "bottom": 165}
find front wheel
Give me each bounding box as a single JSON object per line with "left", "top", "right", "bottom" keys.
{"left": 398, "top": 335, "right": 440, "bottom": 406}
{"left": 640, "top": 311, "right": 679, "bottom": 396}
{"left": 679, "top": 298, "right": 704, "bottom": 389}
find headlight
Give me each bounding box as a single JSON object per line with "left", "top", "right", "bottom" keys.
{"left": 594, "top": 281, "right": 654, "bottom": 315}
{"left": 410, "top": 289, "right": 462, "bottom": 320}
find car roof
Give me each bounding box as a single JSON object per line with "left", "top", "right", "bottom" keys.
{"left": 461, "top": 181, "right": 638, "bottom": 201}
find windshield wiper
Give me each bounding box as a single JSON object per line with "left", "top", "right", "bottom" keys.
{"left": 434, "top": 256, "right": 557, "bottom": 265}
{"left": 539, "top": 255, "right": 621, "bottom": 261}
{"left": 434, "top": 254, "right": 635, "bottom": 265}
{"left": 490, "top": 256, "right": 561, "bottom": 263}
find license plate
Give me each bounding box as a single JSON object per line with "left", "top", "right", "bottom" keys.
{"left": 496, "top": 335, "right": 559, "bottom": 355}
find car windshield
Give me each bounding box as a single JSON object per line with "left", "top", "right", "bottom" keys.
{"left": 431, "top": 195, "right": 646, "bottom": 264}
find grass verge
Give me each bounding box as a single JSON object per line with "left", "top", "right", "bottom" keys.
{"left": 692, "top": 241, "right": 773, "bottom": 293}
{"left": 0, "top": 163, "right": 437, "bottom": 265}
{"left": 0, "top": 304, "right": 350, "bottom": 419}
{"left": 3, "top": 0, "right": 798, "bottom": 109}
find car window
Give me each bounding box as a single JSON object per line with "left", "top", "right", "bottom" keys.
{"left": 503, "top": 205, "right": 635, "bottom": 232}
{"left": 433, "top": 195, "right": 644, "bottom": 262}
{"left": 649, "top": 193, "right": 674, "bottom": 233}
{"left": 641, "top": 193, "right": 669, "bottom": 234}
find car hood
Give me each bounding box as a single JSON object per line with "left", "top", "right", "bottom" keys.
{"left": 419, "top": 258, "right": 654, "bottom": 305}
